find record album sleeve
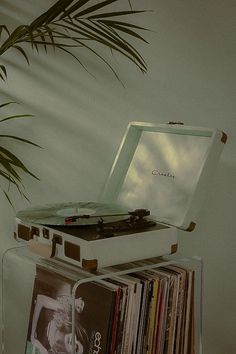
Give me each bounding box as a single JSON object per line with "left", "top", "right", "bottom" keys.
{"left": 24, "top": 265, "right": 117, "bottom": 354}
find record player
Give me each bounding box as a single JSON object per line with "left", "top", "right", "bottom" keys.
{"left": 15, "top": 122, "right": 227, "bottom": 270}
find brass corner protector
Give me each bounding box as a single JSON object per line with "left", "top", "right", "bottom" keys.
{"left": 82, "top": 258, "right": 98, "bottom": 271}
{"left": 18, "top": 224, "right": 31, "bottom": 241}
{"left": 64, "top": 241, "right": 80, "bottom": 261}
{"left": 221, "top": 132, "right": 228, "bottom": 144}
{"left": 186, "top": 221, "right": 196, "bottom": 232}
{"left": 171, "top": 244, "right": 178, "bottom": 254}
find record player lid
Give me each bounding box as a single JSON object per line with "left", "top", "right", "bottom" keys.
{"left": 100, "top": 122, "right": 226, "bottom": 231}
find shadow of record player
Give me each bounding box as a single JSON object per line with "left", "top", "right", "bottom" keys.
{"left": 15, "top": 122, "right": 226, "bottom": 270}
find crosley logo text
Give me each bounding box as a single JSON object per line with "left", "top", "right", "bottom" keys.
{"left": 152, "top": 170, "right": 175, "bottom": 178}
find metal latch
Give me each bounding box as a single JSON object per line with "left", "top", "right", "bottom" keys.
{"left": 168, "top": 121, "right": 184, "bottom": 125}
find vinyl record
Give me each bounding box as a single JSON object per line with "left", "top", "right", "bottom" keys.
{"left": 16, "top": 201, "right": 129, "bottom": 226}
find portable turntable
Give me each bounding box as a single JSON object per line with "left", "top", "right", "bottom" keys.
{"left": 15, "top": 122, "right": 227, "bottom": 270}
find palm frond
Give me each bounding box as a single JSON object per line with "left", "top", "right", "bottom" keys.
{"left": 98, "top": 19, "right": 148, "bottom": 31}
{"left": 86, "top": 19, "right": 146, "bottom": 69}
{"left": 87, "top": 10, "right": 144, "bottom": 19}
{"left": 3, "top": 190, "right": 14, "bottom": 208}
{"left": 0, "top": 146, "right": 39, "bottom": 180}
{"left": 0, "top": 0, "right": 149, "bottom": 78}
{"left": 0, "top": 154, "right": 22, "bottom": 182}
{"left": 0, "top": 114, "right": 33, "bottom": 123}
{"left": 12, "top": 45, "right": 30, "bottom": 64}
{"left": 0, "top": 102, "right": 40, "bottom": 204}
{"left": 55, "top": 17, "right": 146, "bottom": 71}
{"left": 57, "top": 28, "right": 122, "bottom": 81}
{"left": 58, "top": 0, "right": 93, "bottom": 19}
{"left": 73, "top": 0, "right": 119, "bottom": 18}
{"left": 0, "top": 65, "right": 7, "bottom": 80}
{"left": 0, "top": 25, "right": 10, "bottom": 37}
{"left": 0, "top": 101, "right": 17, "bottom": 108}
{"left": 0, "top": 134, "right": 41, "bottom": 147}
{"left": 99, "top": 21, "right": 149, "bottom": 43}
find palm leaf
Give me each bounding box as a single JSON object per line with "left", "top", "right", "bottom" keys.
{"left": 0, "top": 0, "right": 149, "bottom": 75}
{"left": 36, "top": 29, "right": 48, "bottom": 52}
{"left": 0, "top": 102, "right": 17, "bottom": 108}
{"left": 0, "top": 65, "right": 7, "bottom": 79}
{"left": 96, "top": 20, "right": 147, "bottom": 66}
{"left": 100, "top": 21, "right": 149, "bottom": 43}
{"left": 54, "top": 28, "right": 122, "bottom": 82}
{"left": 100, "top": 19, "right": 149, "bottom": 31}
{"left": 30, "top": 0, "right": 74, "bottom": 28}
{"left": 12, "top": 45, "right": 30, "bottom": 64}
{"left": 0, "top": 135, "right": 41, "bottom": 147}
{"left": 0, "top": 161, "right": 31, "bottom": 205}
{"left": 59, "top": 0, "right": 93, "bottom": 19}
{"left": 87, "top": 10, "right": 145, "bottom": 19}
{"left": 27, "top": 26, "right": 39, "bottom": 52}
{"left": 0, "top": 102, "right": 40, "bottom": 203}
{"left": 82, "top": 20, "right": 146, "bottom": 69}
{"left": 24, "top": 39, "right": 79, "bottom": 49}
{"left": 0, "top": 25, "right": 27, "bottom": 54}
{"left": 57, "top": 44, "right": 90, "bottom": 73}
{"left": 0, "top": 154, "right": 22, "bottom": 182}
{"left": 0, "top": 169, "right": 16, "bottom": 184}
{"left": 57, "top": 19, "right": 146, "bottom": 71}
{"left": 0, "top": 146, "right": 38, "bottom": 178}
{"left": 73, "top": 0, "right": 119, "bottom": 18}
{"left": 0, "top": 114, "right": 33, "bottom": 123}
{"left": 3, "top": 190, "right": 14, "bottom": 208}
{"left": 0, "top": 25, "right": 10, "bottom": 37}
{"left": 44, "top": 26, "right": 56, "bottom": 48}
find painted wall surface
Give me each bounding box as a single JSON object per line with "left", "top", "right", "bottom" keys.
{"left": 0, "top": 0, "right": 235, "bottom": 353}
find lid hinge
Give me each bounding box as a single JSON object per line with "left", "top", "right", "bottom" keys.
{"left": 186, "top": 222, "right": 196, "bottom": 232}
{"left": 221, "top": 132, "right": 228, "bottom": 144}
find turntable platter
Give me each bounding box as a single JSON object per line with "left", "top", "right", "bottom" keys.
{"left": 16, "top": 202, "right": 129, "bottom": 226}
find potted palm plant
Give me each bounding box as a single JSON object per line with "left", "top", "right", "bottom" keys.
{"left": 0, "top": 0, "right": 148, "bottom": 204}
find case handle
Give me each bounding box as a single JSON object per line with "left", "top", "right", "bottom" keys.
{"left": 28, "top": 234, "right": 62, "bottom": 258}
{"left": 28, "top": 239, "right": 52, "bottom": 258}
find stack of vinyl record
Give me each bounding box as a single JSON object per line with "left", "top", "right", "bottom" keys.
{"left": 24, "top": 258, "right": 195, "bottom": 354}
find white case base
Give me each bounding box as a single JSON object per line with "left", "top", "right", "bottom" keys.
{"left": 16, "top": 218, "right": 177, "bottom": 270}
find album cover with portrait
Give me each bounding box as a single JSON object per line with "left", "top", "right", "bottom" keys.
{"left": 24, "top": 264, "right": 117, "bottom": 354}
